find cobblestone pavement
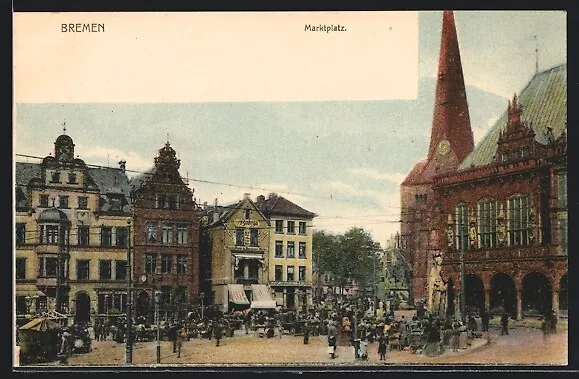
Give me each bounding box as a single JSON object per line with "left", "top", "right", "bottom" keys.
{"left": 26, "top": 326, "right": 567, "bottom": 367}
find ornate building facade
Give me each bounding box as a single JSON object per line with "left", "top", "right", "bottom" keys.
{"left": 129, "top": 142, "right": 202, "bottom": 322}
{"left": 435, "top": 65, "right": 567, "bottom": 320}
{"left": 202, "top": 194, "right": 272, "bottom": 313}
{"left": 15, "top": 132, "right": 133, "bottom": 324}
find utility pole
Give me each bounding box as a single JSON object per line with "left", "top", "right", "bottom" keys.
{"left": 460, "top": 229, "right": 466, "bottom": 324}
{"left": 125, "top": 219, "right": 133, "bottom": 365}
{"left": 155, "top": 290, "right": 161, "bottom": 364}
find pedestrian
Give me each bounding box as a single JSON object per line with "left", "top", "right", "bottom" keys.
{"left": 550, "top": 310, "right": 558, "bottom": 334}
{"left": 377, "top": 333, "right": 387, "bottom": 361}
{"left": 481, "top": 310, "right": 490, "bottom": 333}
{"left": 540, "top": 316, "right": 549, "bottom": 343}
{"left": 244, "top": 311, "right": 251, "bottom": 335}
{"left": 341, "top": 315, "right": 351, "bottom": 346}
{"left": 176, "top": 327, "right": 186, "bottom": 358}
{"left": 327, "top": 321, "right": 338, "bottom": 359}
{"left": 303, "top": 322, "right": 310, "bottom": 344}
{"left": 359, "top": 337, "right": 368, "bottom": 360}
{"left": 451, "top": 321, "right": 461, "bottom": 352}
{"left": 500, "top": 312, "right": 509, "bottom": 336}
{"left": 214, "top": 319, "right": 223, "bottom": 347}
{"left": 60, "top": 330, "right": 71, "bottom": 356}
{"left": 169, "top": 324, "right": 179, "bottom": 353}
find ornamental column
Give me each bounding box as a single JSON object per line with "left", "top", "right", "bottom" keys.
{"left": 552, "top": 283, "right": 560, "bottom": 314}
{"left": 484, "top": 289, "right": 490, "bottom": 312}
{"left": 516, "top": 290, "right": 523, "bottom": 320}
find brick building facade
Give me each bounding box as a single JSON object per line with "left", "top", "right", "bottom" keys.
{"left": 129, "top": 142, "right": 202, "bottom": 321}
{"left": 400, "top": 11, "right": 474, "bottom": 304}
{"left": 435, "top": 65, "right": 567, "bottom": 320}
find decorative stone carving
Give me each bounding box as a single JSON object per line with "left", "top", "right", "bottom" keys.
{"left": 446, "top": 214, "right": 454, "bottom": 248}
{"left": 497, "top": 204, "right": 507, "bottom": 247}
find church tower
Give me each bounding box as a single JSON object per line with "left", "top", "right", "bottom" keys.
{"left": 399, "top": 11, "right": 474, "bottom": 306}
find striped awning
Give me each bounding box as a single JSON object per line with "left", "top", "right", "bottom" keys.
{"left": 228, "top": 284, "right": 250, "bottom": 305}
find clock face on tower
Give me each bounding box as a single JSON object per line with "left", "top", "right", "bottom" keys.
{"left": 437, "top": 140, "right": 451, "bottom": 156}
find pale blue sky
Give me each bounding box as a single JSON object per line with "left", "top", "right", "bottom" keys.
{"left": 14, "top": 11, "right": 566, "bottom": 247}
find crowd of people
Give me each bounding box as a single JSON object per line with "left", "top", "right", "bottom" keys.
{"left": 39, "top": 299, "right": 562, "bottom": 363}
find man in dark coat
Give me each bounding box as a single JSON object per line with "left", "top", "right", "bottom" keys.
{"left": 213, "top": 319, "right": 223, "bottom": 346}
{"left": 303, "top": 322, "right": 310, "bottom": 344}
{"left": 168, "top": 324, "right": 179, "bottom": 353}
{"left": 481, "top": 310, "right": 490, "bottom": 333}
{"left": 500, "top": 312, "right": 509, "bottom": 335}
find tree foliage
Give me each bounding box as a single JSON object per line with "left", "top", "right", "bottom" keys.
{"left": 313, "top": 227, "right": 381, "bottom": 291}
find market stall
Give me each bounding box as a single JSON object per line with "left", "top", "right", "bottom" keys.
{"left": 18, "top": 317, "right": 61, "bottom": 364}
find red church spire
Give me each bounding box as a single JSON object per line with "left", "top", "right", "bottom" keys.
{"left": 427, "top": 10, "right": 474, "bottom": 163}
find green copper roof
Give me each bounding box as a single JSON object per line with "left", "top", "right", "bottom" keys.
{"left": 460, "top": 64, "right": 567, "bottom": 169}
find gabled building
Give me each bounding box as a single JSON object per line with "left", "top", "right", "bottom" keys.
{"left": 129, "top": 142, "right": 202, "bottom": 322}
{"left": 256, "top": 193, "right": 317, "bottom": 311}
{"left": 400, "top": 11, "right": 475, "bottom": 305}
{"left": 435, "top": 65, "right": 567, "bottom": 320}
{"left": 202, "top": 194, "right": 271, "bottom": 313}
{"left": 15, "top": 132, "right": 132, "bottom": 324}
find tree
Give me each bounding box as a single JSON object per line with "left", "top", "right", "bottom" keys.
{"left": 313, "top": 227, "right": 381, "bottom": 297}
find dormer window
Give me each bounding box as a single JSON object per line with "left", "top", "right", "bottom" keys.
{"left": 168, "top": 194, "right": 178, "bottom": 210}
{"left": 109, "top": 197, "right": 122, "bottom": 212}
{"left": 50, "top": 171, "right": 61, "bottom": 183}
{"left": 156, "top": 194, "right": 167, "bottom": 209}
{"left": 67, "top": 172, "right": 77, "bottom": 184}
{"left": 521, "top": 148, "right": 530, "bottom": 159}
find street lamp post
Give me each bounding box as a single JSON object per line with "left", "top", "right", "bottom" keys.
{"left": 460, "top": 244, "right": 466, "bottom": 324}
{"left": 125, "top": 218, "right": 133, "bottom": 365}
{"left": 373, "top": 254, "right": 378, "bottom": 316}
{"left": 200, "top": 293, "right": 205, "bottom": 321}
{"left": 155, "top": 290, "right": 162, "bottom": 364}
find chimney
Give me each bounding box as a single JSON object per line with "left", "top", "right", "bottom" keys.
{"left": 118, "top": 160, "right": 127, "bottom": 173}
{"left": 268, "top": 192, "right": 277, "bottom": 200}
{"left": 244, "top": 193, "right": 251, "bottom": 199}
{"left": 213, "top": 198, "right": 219, "bottom": 223}
{"left": 256, "top": 195, "right": 266, "bottom": 204}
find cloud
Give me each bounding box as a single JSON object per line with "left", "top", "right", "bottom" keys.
{"left": 76, "top": 144, "right": 152, "bottom": 172}
{"left": 347, "top": 167, "right": 406, "bottom": 184}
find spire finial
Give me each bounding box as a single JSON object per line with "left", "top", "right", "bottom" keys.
{"left": 166, "top": 132, "right": 170, "bottom": 144}
{"left": 62, "top": 121, "right": 67, "bottom": 134}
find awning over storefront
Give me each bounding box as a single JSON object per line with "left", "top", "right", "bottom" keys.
{"left": 250, "top": 284, "right": 276, "bottom": 309}
{"left": 228, "top": 284, "right": 250, "bottom": 305}
{"left": 15, "top": 290, "right": 47, "bottom": 297}
{"left": 250, "top": 300, "right": 277, "bottom": 309}
{"left": 233, "top": 253, "right": 264, "bottom": 264}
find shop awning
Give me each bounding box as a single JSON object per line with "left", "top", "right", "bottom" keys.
{"left": 15, "top": 290, "right": 46, "bottom": 297}
{"left": 250, "top": 284, "right": 276, "bottom": 309}
{"left": 228, "top": 284, "right": 250, "bottom": 305}
{"left": 250, "top": 300, "right": 277, "bottom": 309}
{"left": 233, "top": 254, "right": 264, "bottom": 264}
